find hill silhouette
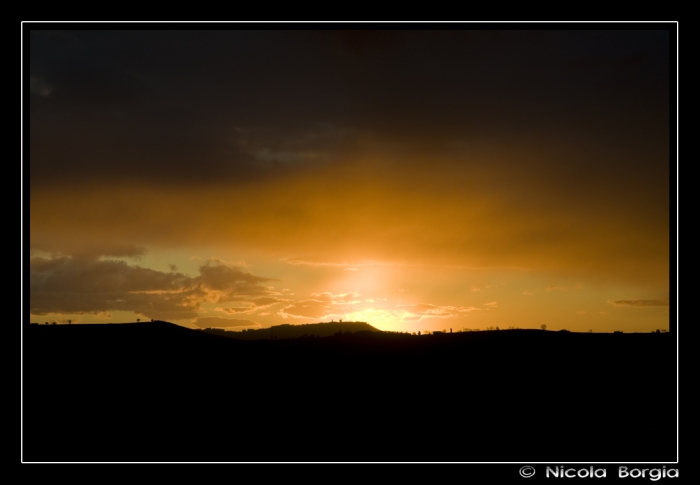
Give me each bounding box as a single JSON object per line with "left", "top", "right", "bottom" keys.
{"left": 23, "top": 322, "right": 676, "bottom": 462}
{"left": 201, "top": 321, "right": 379, "bottom": 340}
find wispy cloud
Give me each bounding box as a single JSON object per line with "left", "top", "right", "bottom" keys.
{"left": 451, "top": 306, "right": 479, "bottom": 312}
{"left": 282, "top": 258, "right": 377, "bottom": 268}
{"left": 607, "top": 299, "right": 669, "bottom": 307}
{"left": 310, "top": 291, "right": 360, "bottom": 303}
{"left": 397, "top": 304, "right": 452, "bottom": 318}
{"left": 217, "top": 296, "right": 288, "bottom": 315}
{"left": 276, "top": 292, "right": 362, "bottom": 319}
{"left": 193, "top": 316, "right": 260, "bottom": 329}
{"left": 545, "top": 285, "right": 567, "bottom": 292}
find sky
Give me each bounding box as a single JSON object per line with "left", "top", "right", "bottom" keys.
{"left": 26, "top": 25, "right": 675, "bottom": 333}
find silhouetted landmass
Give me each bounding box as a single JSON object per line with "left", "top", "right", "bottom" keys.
{"left": 201, "top": 321, "right": 378, "bottom": 340}
{"left": 22, "top": 322, "right": 676, "bottom": 462}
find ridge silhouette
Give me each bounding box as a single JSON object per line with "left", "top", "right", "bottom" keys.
{"left": 23, "top": 322, "right": 676, "bottom": 462}
{"left": 202, "top": 321, "right": 379, "bottom": 340}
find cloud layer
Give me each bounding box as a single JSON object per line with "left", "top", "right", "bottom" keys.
{"left": 29, "top": 257, "right": 276, "bottom": 320}
{"left": 26, "top": 29, "right": 672, "bottom": 332}
{"left": 192, "top": 317, "right": 259, "bottom": 329}
{"left": 29, "top": 30, "right": 670, "bottom": 288}
{"left": 607, "top": 299, "right": 670, "bottom": 307}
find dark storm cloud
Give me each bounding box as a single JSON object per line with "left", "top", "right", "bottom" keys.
{"left": 28, "top": 29, "right": 357, "bottom": 188}
{"left": 29, "top": 256, "right": 276, "bottom": 319}
{"left": 28, "top": 28, "right": 670, "bottom": 190}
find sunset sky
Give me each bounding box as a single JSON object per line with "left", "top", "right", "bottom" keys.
{"left": 26, "top": 25, "right": 675, "bottom": 333}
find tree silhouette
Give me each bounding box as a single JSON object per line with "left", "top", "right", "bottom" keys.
{"left": 540, "top": 324, "right": 547, "bottom": 331}
{"left": 136, "top": 318, "right": 141, "bottom": 323}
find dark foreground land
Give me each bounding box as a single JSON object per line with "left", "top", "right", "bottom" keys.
{"left": 23, "top": 322, "right": 676, "bottom": 462}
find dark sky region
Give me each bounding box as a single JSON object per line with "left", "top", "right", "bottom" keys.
{"left": 26, "top": 24, "right": 675, "bottom": 333}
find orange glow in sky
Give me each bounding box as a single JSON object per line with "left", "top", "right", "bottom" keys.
{"left": 27, "top": 29, "right": 673, "bottom": 333}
